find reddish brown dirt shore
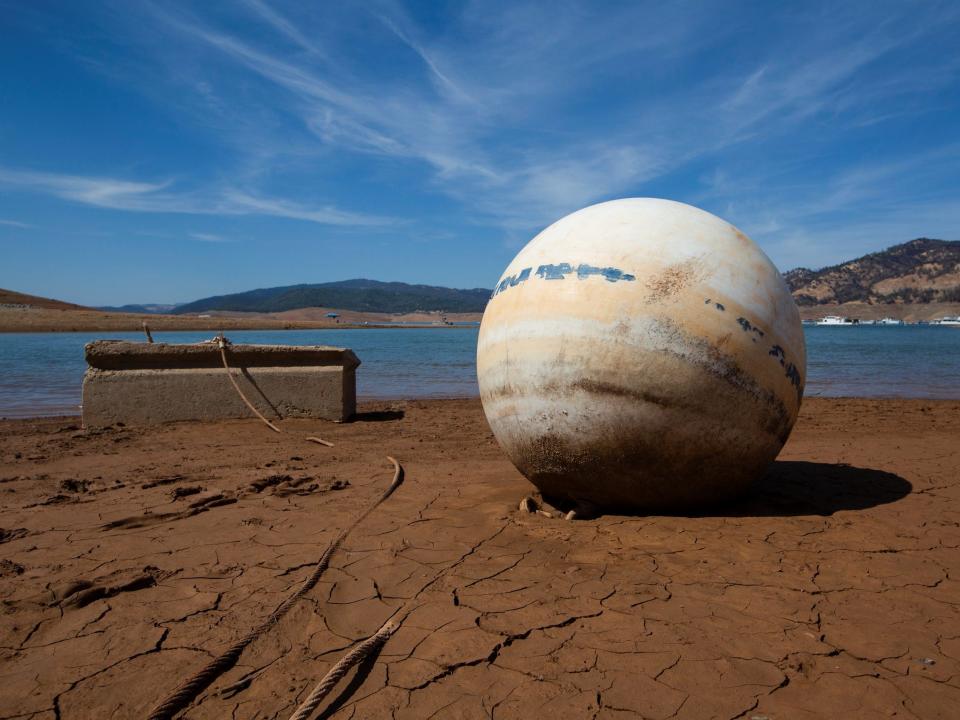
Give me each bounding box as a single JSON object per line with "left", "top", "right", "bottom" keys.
{"left": 0, "top": 306, "right": 481, "bottom": 333}
{"left": 0, "top": 287, "right": 481, "bottom": 332}
{"left": 1, "top": 398, "right": 959, "bottom": 719}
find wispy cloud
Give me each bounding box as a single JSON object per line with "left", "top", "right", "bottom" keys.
{"left": 0, "top": 218, "right": 34, "bottom": 228}
{"left": 699, "top": 144, "right": 960, "bottom": 270}
{"left": 6, "top": 0, "right": 959, "bottom": 272}
{"left": 126, "top": 0, "right": 955, "bottom": 241}
{"left": 374, "top": 10, "right": 474, "bottom": 104}
{"left": 0, "top": 166, "right": 168, "bottom": 207}
{"left": 189, "top": 232, "right": 231, "bottom": 242}
{"left": 0, "top": 166, "right": 396, "bottom": 227}
{"left": 760, "top": 197, "right": 960, "bottom": 272}
{"left": 134, "top": 3, "right": 669, "bottom": 229}
{"left": 219, "top": 190, "right": 398, "bottom": 226}
{"left": 239, "top": 0, "right": 323, "bottom": 56}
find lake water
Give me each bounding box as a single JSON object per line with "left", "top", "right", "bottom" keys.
{"left": 0, "top": 326, "right": 958, "bottom": 417}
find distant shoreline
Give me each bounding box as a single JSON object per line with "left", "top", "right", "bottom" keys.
{"left": 797, "top": 301, "right": 960, "bottom": 323}
{"left": 3, "top": 300, "right": 960, "bottom": 332}
{"left": 0, "top": 323, "right": 479, "bottom": 334}
{"left": 0, "top": 307, "right": 482, "bottom": 333}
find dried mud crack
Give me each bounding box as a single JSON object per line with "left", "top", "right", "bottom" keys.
{"left": 1, "top": 398, "right": 959, "bottom": 719}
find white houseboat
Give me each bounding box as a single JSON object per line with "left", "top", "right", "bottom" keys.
{"left": 815, "top": 315, "right": 853, "bottom": 326}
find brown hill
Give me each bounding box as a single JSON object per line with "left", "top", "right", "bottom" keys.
{"left": 0, "top": 288, "right": 89, "bottom": 311}
{"left": 784, "top": 238, "right": 960, "bottom": 306}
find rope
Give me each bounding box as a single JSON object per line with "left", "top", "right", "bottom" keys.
{"left": 215, "top": 335, "right": 333, "bottom": 446}
{"left": 283, "top": 510, "right": 503, "bottom": 719}
{"left": 216, "top": 335, "right": 282, "bottom": 433}
{"left": 146, "top": 456, "right": 405, "bottom": 720}
{"left": 287, "top": 615, "right": 402, "bottom": 720}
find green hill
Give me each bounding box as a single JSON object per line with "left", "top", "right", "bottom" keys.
{"left": 173, "top": 279, "right": 492, "bottom": 315}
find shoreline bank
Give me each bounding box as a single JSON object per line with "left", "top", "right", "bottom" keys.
{"left": 5, "top": 299, "right": 960, "bottom": 333}
{"left": 0, "top": 306, "right": 483, "bottom": 333}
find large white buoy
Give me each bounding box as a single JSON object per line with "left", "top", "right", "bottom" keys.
{"left": 477, "top": 198, "right": 806, "bottom": 511}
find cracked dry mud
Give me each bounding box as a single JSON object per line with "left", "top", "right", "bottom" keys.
{"left": 1, "top": 398, "right": 959, "bottom": 719}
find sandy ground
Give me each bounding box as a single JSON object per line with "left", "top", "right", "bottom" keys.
{"left": 1, "top": 398, "right": 959, "bottom": 719}
{"left": 0, "top": 307, "right": 480, "bottom": 333}
{"left": 207, "top": 308, "right": 482, "bottom": 325}
{"left": 0, "top": 306, "right": 325, "bottom": 333}
{"left": 5, "top": 302, "right": 960, "bottom": 332}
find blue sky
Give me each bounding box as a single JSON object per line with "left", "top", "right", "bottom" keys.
{"left": 1, "top": 1, "right": 958, "bottom": 306}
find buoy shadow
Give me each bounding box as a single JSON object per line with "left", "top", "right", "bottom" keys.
{"left": 704, "top": 460, "right": 913, "bottom": 518}
{"left": 538, "top": 461, "right": 912, "bottom": 520}
{"left": 352, "top": 409, "right": 405, "bottom": 422}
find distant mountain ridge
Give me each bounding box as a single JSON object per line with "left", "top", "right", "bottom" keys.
{"left": 10, "top": 238, "right": 956, "bottom": 318}
{"left": 173, "top": 279, "right": 492, "bottom": 315}
{"left": 784, "top": 238, "right": 960, "bottom": 306}
{"left": 97, "top": 303, "right": 179, "bottom": 314}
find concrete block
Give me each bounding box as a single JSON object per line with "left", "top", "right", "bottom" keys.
{"left": 82, "top": 340, "right": 359, "bottom": 427}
